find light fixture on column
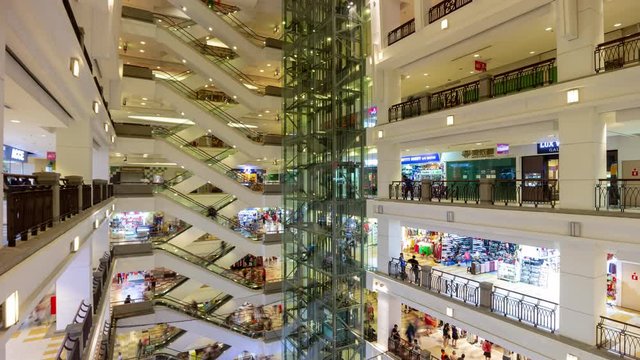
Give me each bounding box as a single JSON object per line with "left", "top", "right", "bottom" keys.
{"left": 446, "top": 307, "right": 454, "bottom": 317}
{"left": 71, "top": 236, "right": 80, "bottom": 252}
{"left": 94, "top": 219, "right": 100, "bottom": 229}
{"left": 104, "top": 123, "right": 109, "bottom": 132}
{"left": 566, "top": 88, "right": 580, "bottom": 104}
{"left": 111, "top": 135, "right": 116, "bottom": 143}
{"left": 566, "top": 354, "right": 578, "bottom": 360}
{"left": 440, "top": 19, "right": 449, "bottom": 30}
{"left": 4, "top": 291, "right": 19, "bottom": 328}
{"left": 93, "top": 101, "right": 100, "bottom": 114}
{"left": 70, "top": 58, "right": 80, "bottom": 77}
{"left": 377, "top": 130, "right": 384, "bottom": 138}
{"left": 446, "top": 115, "right": 455, "bottom": 126}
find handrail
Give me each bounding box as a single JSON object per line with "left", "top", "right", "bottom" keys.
{"left": 428, "top": 0, "right": 473, "bottom": 24}
{"left": 152, "top": 13, "right": 265, "bottom": 92}
{"left": 597, "top": 316, "right": 640, "bottom": 359}
{"left": 492, "top": 58, "right": 556, "bottom": 97}
{"left": 595, "top": 32, "right": 640, "bottom": 73}
{"left": 154, "top": 70, "right": 265, "bottom": 141}
{"left": 387, "top": 18, "right": 416, "bottom": 46}
{"left": 206, "top": 2, "right": 271, "bottom": 45}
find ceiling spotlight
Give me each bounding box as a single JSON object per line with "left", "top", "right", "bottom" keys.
{"left": 70, "top": 57, "right": 80, "bottom": 77}
{"left": 140, "top": 102, "right": 147, "bottom": 106}
{"left": 93, "top": 101, "right": 100, "bottom": 114}
{"left": 544, "top": 27, "right": 553, "bottom": 31}
{"left": 267, "top": 64, "right": 272, "bottom": 67}
{"left": 614, "top": 23, "right": 622, "bottom": 27}
{"left": 209, "top": 78, "right": 213, "bottom": 82}
{"left": 181, "top": 6, "right": 187, "bottom": 11}
{"left": 104, "top": 123, "right": 109, "bottom": 132}
{"left": 10, "top": 120, "right": 20, "bottom": 123}
{"left": 142, "top": 97, "right": 148, "bottom": 101}
{"left": 529, "top": 51, "right": 536, "bottom": 54}
{"left": 208, "top": 27, "right": 213, "bottom": 31}
{"left": 180, "top": 111, "right": 185, "bottom": 116}
{"left": 265, "top": 110, "right": 270, "bottom": 113}
{"left": 473, "top": 54, "right": 480, "bottom": 58}
{"left": 259, "top": 69, "right": 264, "bottom": 73}
{"left": 182, "top": 59, "right": 187, "bottom": 63}
{"left": 233, "top": 46, "right": 237, "bottom": 50}
{"left": 140, "top": 41, "right": 146, "bottom": 45}
{"left": 139, "top": 49, "right": 145, "bottom": 53}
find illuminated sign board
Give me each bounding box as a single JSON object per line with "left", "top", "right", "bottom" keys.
{"left": 401, "top": 153, "right": 441, "bottom": 165}
{"left": 537, "top": 141, "right": 560, "bottom": 154}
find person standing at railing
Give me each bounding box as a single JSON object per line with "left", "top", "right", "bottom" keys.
{"left": 399, "top": 253, "right": 407, "bottom": 281}
{"left": 408, "top": 255, "right": 420, "bottom": 284}
{"left": 406, "top": 321, "right": 416, "bottom": 344}
{"left": 610, "top": 162, "right": 620, "bottom": 206}
{"left": 402, "top": 175, "right": 414, "bottom": 200}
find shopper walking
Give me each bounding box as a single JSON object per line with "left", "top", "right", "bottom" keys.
{"left": 482, "top": 340, "right": 492, "bottom": 359}
{"left": 457, "top": 354, "right": 466, "bottom": 360}
{"left": 443, "top": 323, "right": 451, "bottom": 348}
{"left": 406, "top": 321, "right": 416, "bottom": 344}
{"left": 402, "top": 175, "right": 414, "bottom": 200}
{"left": 136, "top": 339, "right": 143, "bottom": 359}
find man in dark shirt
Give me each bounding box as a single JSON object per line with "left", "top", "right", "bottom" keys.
{"left": 407, "top": 255, "right": 420, "bottom": 284}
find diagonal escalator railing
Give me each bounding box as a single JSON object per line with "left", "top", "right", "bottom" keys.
{"left": 153, "top": 295, "right": 271, "bottom": 339}
{"left": 204, "top": 1, "right": 281, "bottom": 49}
{"left": 153, "top": 13, "right": 266, "bottom": 94}
{"left": 155, "top": 71, "right": 267, "bottom": 143}
{"left": 152, "top": 240, "right": 263, "bottom": 290}
{"left": 152, "top": 127, "right": 265, "bottom": 193}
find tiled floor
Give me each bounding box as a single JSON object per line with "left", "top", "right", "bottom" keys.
{"left": 6, "top": 322, "right": 66, "bottom": 360}
{"left": 400, "top": 309, "right": 512, "bottom": 360}
{"left": 606, "top": 305, "right": 640, "bottom": 327}
{"left": 113, "top": 324, "right": 175, "bottom": 360}
{"left": 401, "top": 249, "right": 560, "bottom": 302}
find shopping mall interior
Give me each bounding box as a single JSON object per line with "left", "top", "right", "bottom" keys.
{"left": 1, "top": 0, "right": 640, "bottom": 359}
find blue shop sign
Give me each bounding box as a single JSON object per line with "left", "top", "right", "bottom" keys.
{"left": 3, "top": 145, "right": 29, "bottom": 163}
{"left": 537, "top": 141, "right": 559, "bottom": 154}
{"left": 401, "top": 153, "right": 440, "bottom": 165}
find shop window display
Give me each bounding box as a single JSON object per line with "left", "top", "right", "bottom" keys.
{"left": 401, "top": 227, "right": 560, "bottom": 298}
{"left": 235, "top": 208, "right": 285, "bottom": 236}
{"left": 109, "top": 211, "right": 182, "bottom": 241}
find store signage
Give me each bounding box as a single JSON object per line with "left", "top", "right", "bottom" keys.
{"left": 496, "top": 143, "right": 509, "bottom": 155}
{"left": 632, "top": 272, "right": 639, "bottom": 281}
{"left": 537, "top": 141, "right": 559, "bottom": 154}
{"left": 632, "top": 168, "right": 638, "bottom": 177}
{"left": 47, "top": 151, "right": 56, "bottom": 161}
{"left": 462, "top": 148, "right": 495, "bottom": 159}
{"left": 475, "top": 60, "right": 487, "bottom": 72}
{"left": 3, "top": 145, "right": 28, "bottom": 163}
{"left": 401, "top": 153, "right": 440, "bottom": 165}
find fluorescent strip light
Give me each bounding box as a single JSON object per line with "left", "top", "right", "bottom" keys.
{"left": 70, "top": 58, "right": 80, "bottom": 77}
{"left": 93, "top": 101, "right": 100, "bottom": 114}
{"left": 127, "top": 115, "right": 195, "bottom": 125}
{"left": 227, "top": 123, "right": 258, "bottom": 129}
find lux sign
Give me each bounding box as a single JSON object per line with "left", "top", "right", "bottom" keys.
{"left": 537, "top": 141, "right": 560, "bottom": 154}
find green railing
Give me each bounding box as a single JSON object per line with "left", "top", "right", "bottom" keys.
{"left": 153, "top": 13, "right": 265, "bottom": 93}
{"left": 492, "top": 59, "right": 557, "bottom": 97}
{"left": 153, "top": 186, "right": 262, "bottom": 241}
{"left": 152, "top": 241, "right": 263, "bottom": 290}
{"left": 155, "top": 71, "right": 265, "bottom": 142}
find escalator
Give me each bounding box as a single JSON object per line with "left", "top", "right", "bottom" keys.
{"left": 121, "top": 8, "right": 281, "bottom": 111}
{"left": 152, "top": 240, "right": 263, "bottom": 297}
{"left": 152, "top": 127, "right": 281, "bottom": 207}
{"left": 155, "top": 73, "right": 281, "bottom": 159}
{"left": 165, "top": 0, "right": 282, "bottom": 63}
{"left": 164, "top": 170, "right": 239, "bottom": 211}
{"left": 115, "top": 296, "right": 281, "bottom": 354}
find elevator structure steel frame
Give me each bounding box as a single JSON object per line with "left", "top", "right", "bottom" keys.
{"left": 282, "top": 0, "right": 368, "bottom": 359}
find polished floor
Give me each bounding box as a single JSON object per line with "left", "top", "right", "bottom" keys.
{"left": 401, "top": 249, "right": 560, "bottom": 303}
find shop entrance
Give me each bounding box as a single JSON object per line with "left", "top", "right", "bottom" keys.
{"left": 522, "top": 154, "right": 559, "bottom": 202}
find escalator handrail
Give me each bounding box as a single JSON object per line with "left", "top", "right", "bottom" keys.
{"left": 153, "top": 296, "right": 266, "bottom": 338}
{"left": 152, "top": 237, "right": 262, "bottom": 289}
{"left": 207, "top": 3, "right": 269, "bottom": 43}
{"left": 152, "top": 13, "right": 264, "bottom": 92}
{"left": 153, "top": 71, "right": 264, "bottom": 141}
{"left": 211, "top": 194, "right": 237, "bottom": 210}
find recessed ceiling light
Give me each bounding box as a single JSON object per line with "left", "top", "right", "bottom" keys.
{"left": 233, "top": 95, "right": 237, "bottom": 99}
{"left": 127, "top": 115, "right": 195, "bottom": 125}
{"left": 258, "top": 114, "right": 262, "bottom": 117}
{"left": 404, "top": 149, "right": 410, "bottom": 152}
{"left": 142, "top": 97, "right": 148, "bottom": 101}
{"left": 473, "top": 54, "right": 480, "bottom": 58}
{"left": 70, "top": 57, "right": 80, "bottom": 77}
{"left": 475, "top": 142, "right": 482, "bottom": 145}
{"left": 10, "top": 120, "right": 20, "bottom": 123}
{"left": 259, "top": 69, "right": 264, "bottom": 73}
{"left": 233, "top": 46, "right": 237, "bottom": 50}
{"left": 265, "top": 110, "right": 270, "bottom": 113}
{"left": 209, "top": 78, "right": 213, "bottom": 82}
{"left": 182, "top": 59, "right": 187, "bottom": 63}
{"left": 139, "top": 49, "right": 145, "bottom": 53}
{"left": 423, "top": 73, "right": 429, "bottom": 76}
{"left": 41, "top": 134, "right": 46, "bottom": 137}
{"left": 156, "top": 66, "right": 161, "bottom": 69}
{"left": 267, "top": 64, "right": 272, "bottom": 67}
{"left": 93, "top": 101, "right": 100, "bottom": 114}
{"left": 208, "top": 27, "right": 213, "bottom": 31}
{"left": 469, "top": 71, "right": 475, "bottom": 74}
{"left": 425, "top": 85, "right": 430, "bottom": 88}
{"left": 180, "top": 111, "right": 185, "bottom": 116}
{"left": 140, "top": 41, "right": 146, "bottom": 45}
{"left": 405, "top": 75, "right": 410, "bottom": 79}
{"left": 529, "top": 51, "right": 536, "bottom": 54}
{"left": 104, "top": 123, "right": 109, "bottom": 132}
{"left": 614, "top": 23, "right": 622, "bottom": 27}
{"left": 143, "top": 154, "right": 148, "bottom": 158}
{"left": 544, "top": 27, "right": 553, "bottom": 31}
{"left": 181, "top": 6, "right": 187, "bottom": 11}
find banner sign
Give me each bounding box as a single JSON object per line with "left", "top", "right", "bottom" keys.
{"left": 3, "top": 145, "right": 28, "bottom": 163}
{"left": 401, "top": 153, "right": 440, "bottom": 165}
{"left": 537, "top": 141, "right": 560, "bottom": 154}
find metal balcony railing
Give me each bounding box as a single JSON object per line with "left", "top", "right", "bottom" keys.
{"left": 595, "top": 178, "right": 640, "bottom": 212}
{"left": 595, "top": 32, "right": 640, "bottom": 73}
{"left": 388, "top": 19, "right": 416, "bottom": 46}
{"left": 428, "top": 0, "right": 473, "bottom": 24}
{"left": 596, "top": 316, "right": 640, "bottom": 359}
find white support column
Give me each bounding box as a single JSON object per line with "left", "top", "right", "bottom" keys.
{"left": 376, "top": 291, "right": 402, "bottom": 351}
{"left": 376, "top": 142, "right": 401, "bottom": 199}
{"left": 555, "top": 0, "right": 604, "bottom": 81}
{"left": 56, "top": 119, "right": 93, "bottom": 180}
{"left": 373, "top": 69, "right": 401, "bottom": 125}
{"left": 413, "top": 0, "right": 425, "bottom": 32}
{"left": 0, "top": 9, "right": 6, "bottom": 360}
{"left": 558, "top": 107, "right": 606, "bottom": 209}
{"left": 55, "top": 244, "right": 92, "bottom": 331}
{"left": 91, "top": 219, "right": 110, "bottom": 267}
{"left": 558, "top": 241, "right": 607, "bottom": 344}
{"left": 377, "top": 217, "right": 403, "bottom": 274}
{"left": 92, "top": 144, "right": 110, "bottom": 181}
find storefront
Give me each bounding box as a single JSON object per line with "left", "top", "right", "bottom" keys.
{"left": 522, "top": 141, "right": 560, "bottom": 183}
{"left": 236, "top": 208, "right": 285, "bottom": 235}
{"left": 3, "top": 145, "right": 33, "bottom": 174}
{"left": 401, "top": 227, "right": 560, "bottom": 291}
{"left": 445, "top": 156, "right": 516, "bottom": 181}
{"left": 231, "top": 167, "right": 265, "bottom": 184}
{"left": 607, "top": 255, "right": 640, "bottom": 312}
{"left": 109, "top": 211, "right": 169, "bottom": 240}
{"left": 401, "top": 153, "right": 444, "bottom": 181}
